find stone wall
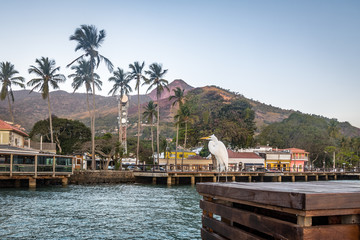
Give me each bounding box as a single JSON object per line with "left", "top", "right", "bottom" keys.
{"left": 69, "top": 170, "right": 135, "bottom": 184}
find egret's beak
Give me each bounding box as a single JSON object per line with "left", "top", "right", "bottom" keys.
{"left": 200, "top": 136, "right": 211, "bottom": 140}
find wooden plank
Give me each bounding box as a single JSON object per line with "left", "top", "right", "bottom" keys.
{"left": 202, "top": 216, "right": 265, "bottom": 240}
{"left": 305, "top": 193, "right": 360, "bottom": 210}
{"left": 200, "top": 200, "right": 301, "bottom": 240}
{"left": 197, "top": 183, "right": 306, "bottom": 210}
{"left": 302, "top": 225, "right": 360, "bottom": 240}
{"left": 201, "top": 193, "right": 360, "bottom": 217}
{"left": 197, "top": 182, "right": 360, "bottom": 210}
{"left": 201, "top": 228, "right": 227, "bottom": 240}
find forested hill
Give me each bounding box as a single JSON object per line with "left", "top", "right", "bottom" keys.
{"left": 0, "top": 81, "right": 359, "bottom": 139}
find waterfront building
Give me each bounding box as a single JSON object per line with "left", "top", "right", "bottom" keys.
{"left": 0, "top": 119, "right": 28, "bottom": 148}
{"left": 227, "top": 150, "right": 265, "bottom": 171}
{"left": 158, "top": 154, "right": 213, "bottom": 171}
{"left": 259, "top": 150, "right": 292, "bottom": 171}
{"left": 285, "top": 148, "right": 309, "bottom": 172}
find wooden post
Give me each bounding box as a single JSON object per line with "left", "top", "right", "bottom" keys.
{"left": 213, "top": 176, "right": 216, "bottom": 182}
{"left": 277, "top": 176, "right": 282, "bottom": 182}
{"left": 325, "top": 174, "right": 328, "bottom": 181}
{"left": 34, "top": 155, "right": 38, "bottom": 177}
{"left": 291, "top": 175, "right": 295, "bottom": 182}
{"left": 334, "top": 174, "right": 337, "bottom": 180}
{"left": 10, "top": 154, "right": 13, "bottom": 177}
{"left": 260, "top": 175, "right": 264, "bottom": 182}
{"left": 232, "top": 175, "right": 235, "bottom": 182}
{"left": 152, "top": 177, "right": 157, "bottom": 184}
{"left": 304, "top": 175, "right": 308, "bottom": 182}
{"left": 62, "top": 177, "right": 68, "bottom": 187}
{"left": 248, "top": 175, "right": 252, "bottom": 182}
{"left": 52, "top": 156, "right": 56, "bottom": 177}
{"left": 315, "top": 175, "right": 319, "bottom": 181}
{"left": 191, "top": 176, "right": 195, "bottom": 185}
{"left": 341, "top": 215, "right": 360, "bottom": 224}
{"left": 297, "top": 216, "right": 312, "bottom": 227}
{"left": 29, "top": 177, "right": 36, "bottom": 188}
{"left": 167, "top": 176, "right": 172, "bottom": 186}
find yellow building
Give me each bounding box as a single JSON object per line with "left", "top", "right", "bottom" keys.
{"left": 164, "top": 151, "right": 197, "bottom": 159}
{"left": 159, "top": 153, "right": 212, "bottom": 171}
{"left": 260, "top": 151, "right": 291, "bottom": 171}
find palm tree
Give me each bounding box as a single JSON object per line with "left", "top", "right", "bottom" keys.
{"left": 144, "top": 63, "right": 169, "bottom": 164}
{"left": 175, "top": 104, "right": 197, "bottom": 168}
{"left": 169, "top": 87, "right": 185, "bottom": 167}
{"left": 68, "top": 24, "right": 113, "bottom": 170}
{"left": 129, "top": 61, "right": 146, "bottom": 165}
{"left": 0, "top": 62, "right": 25, "bottom": 123}
{"left": 143, "top": 101, "right": 157, "bottom": 165}
{"left": 68, "top": 60, "right": 102, "bottom": 128}
{"left": 108, "top": 67, "right": 132, "bottom": 145}
{"left": 27, "top": 57, "right": 66, "bottom": 143}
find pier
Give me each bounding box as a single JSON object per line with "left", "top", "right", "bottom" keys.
{"left": 0, "top": 149, "right": 73, "bottom": 188}
{"left": 132, "top": 165, "right": 360, "bottom": 185}
{"left": 197, "top": 181, "right": 360, "bottom": 240}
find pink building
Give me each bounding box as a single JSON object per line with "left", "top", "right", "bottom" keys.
{"left": 285, "top": 148, "right": 309, "bottom": 172}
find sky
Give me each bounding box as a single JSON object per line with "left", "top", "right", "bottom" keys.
{"left": 1, "top": 0, "right": 359, "bottom": 128}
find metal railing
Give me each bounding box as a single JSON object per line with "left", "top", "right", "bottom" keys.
{"left": 119, "top": 164, "right": 360, "bottom": 173}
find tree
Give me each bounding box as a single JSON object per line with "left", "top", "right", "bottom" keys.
{"left": 30, "top": 117, "right": 91, "bottom": 154}
{"left": 143, "top": 101, "right": 157, "bottom": 165}
{"left": 68, "top": 60, "right": 102, "bottom": 128}
{"left": 129, "top": 61, "right": 146, "bottom": 165}
{"left": 169, "top": 87, "right": 185, "bottom": 167}
{"left": 144, "top": 63, "right": 169, "bottom": 164}
{"left": 27, "top": 57, "right": 66, "bottom": 143}
{"left": 0, "top": 62, "right": 25, "bottom": 123}
{"left": 175, "top": 104, "right": 197, "bottom": 167}
{"left": 108, "top": 67, "right": 132, "bottom": 146}
{"left": 68, "top": 24, "right": 113, "bottom": 170}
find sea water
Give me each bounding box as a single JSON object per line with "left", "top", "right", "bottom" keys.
{"left": 0, "top": 184, "right": 202, "bottom": 240}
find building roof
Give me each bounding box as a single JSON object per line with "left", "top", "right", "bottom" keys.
{"left": 0, "top": 119, "right": 29, "bottom": 137}
{"left": 227, "top": 150, "right": 264, "bottom": 159}
{"left": 284, "top": 148, "right": 309, "bottom": 154}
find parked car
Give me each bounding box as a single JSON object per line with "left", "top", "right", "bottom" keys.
{"left": 127, "top": 165, "right": 140, "bottom": 171}
{"left": 151, "top": 166, "right": 166, "bottom": 172}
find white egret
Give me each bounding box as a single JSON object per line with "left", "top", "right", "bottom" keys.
{"left": 201, "top": 134, "right": 228, "bottom": 182}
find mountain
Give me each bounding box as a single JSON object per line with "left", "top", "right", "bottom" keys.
{"left": 0, "top": 80, "right": 359, "bottom": 138}
{"left": 147, "top": 79, "right": 194, "bottom": 101}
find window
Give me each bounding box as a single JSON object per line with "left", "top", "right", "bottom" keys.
{"left": 38, "top": 156, "right": 53, "bottom": 165}
{"left": 13, "top": 155, "right": 35, "bottom": 164}
{"left": 0, "top": 154, "right": 10, "bottom": 164}
{"left": 56, "top": 157, "right": 72, "bottom": 166}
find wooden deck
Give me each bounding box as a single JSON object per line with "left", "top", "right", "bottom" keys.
{"left": 197, "top": 182, "right": 360, "bottom": 240}
{"left": 133, "top": 170, "right": 360, "bottom": 185}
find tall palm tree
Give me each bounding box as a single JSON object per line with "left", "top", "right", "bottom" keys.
{"left": 143, "top": 101, "right": 157, "bottom": 165}
{"left": 0, "top": 62, "right": 25, "bottom": 123}
{"left": 68, "top": 60, "right": 102, "bottom": 128}
{"left": 175, "top": 104, "right": 197, "bottom": 168}
{"left": 129, "top": 61, "right": 146, "bottom": 165}
{"left": 68, "top": 24, "right": 113, "bottom": 170}
{"left": 27, "top": 57, "right": 66, "bottom": 143}
{"left": 144, "top": 63, "right": 169, "bottom": 164}
{"left": 108, "top": 67, "right": 132, "bottom": 145}
{"left": 169, "top": 87, "right": 185, "bottom": 167}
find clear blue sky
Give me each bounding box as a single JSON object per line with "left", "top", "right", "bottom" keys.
{"left": 1, "top": 0, "right": 359, "bottom": 127}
